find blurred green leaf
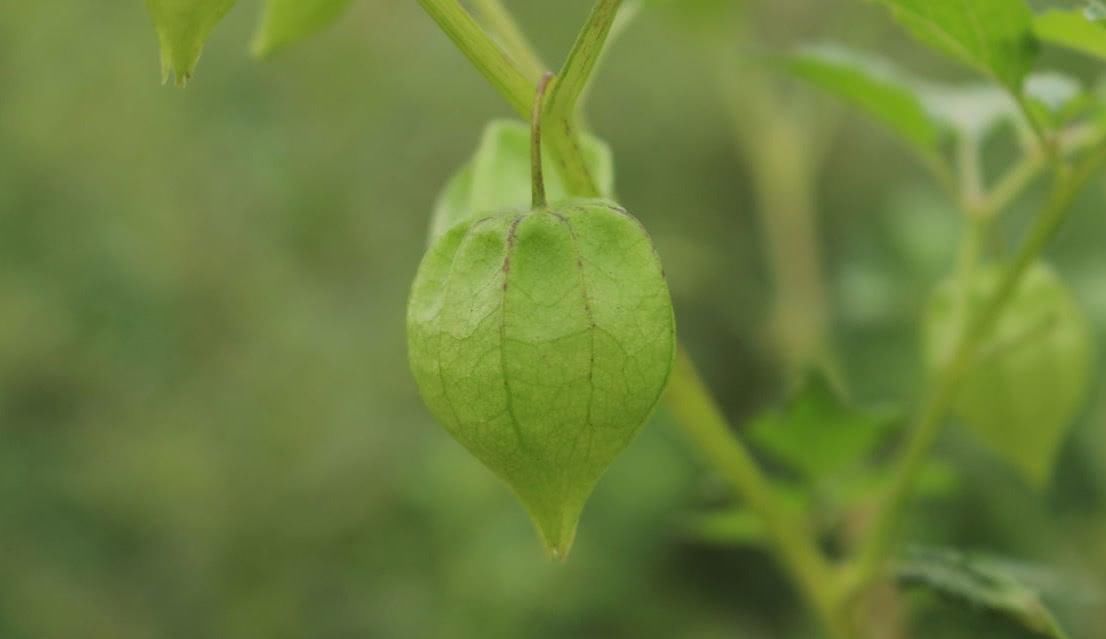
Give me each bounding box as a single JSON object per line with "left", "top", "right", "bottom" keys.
{"left": 921, "top": 73, "right": 1084, "bottom": 141}
{"left": 922, "top": 83, "right": 1020, "bottom": 140}
{"left": 897, "top": 546, "right": 1072, "bottom": 639}
{"left": 833, "top": 458, "right": 960, "bottom": 504}
{"left": 1034, "top": 8, "right": 1106, "bottom": 61}
{"left": 687, "top": 461, "right": 957, "bottom": 549}
{"left": 872, "top": 0, "right": 1038, "bottom": 92}
{"left": 1024, "top": 72, "right": 1083, "bottom": 112}
{"left": 1022, "top": 72, "right": 1086, "bottom": 128}
{"left": 685, "top": 485, "right": 808, "bottom": 548}
{"left": 924, "top": 262, "right": 1094, "bottom": 486}
{"left": 144, "top": 0, "right": 238, "bottom": 85}
{"left": 429, "top": 120, "right": 614, "bottom": 242}
{"left": 686, "top": 508, "right": 770, "bottom": 547}
{"left": 747, "top": 372, "right": 896, "bottom": 479}
{"left": 1089, "top": 0, "right": 1106, "bottom": 22}
{"left": 787, "top": 44, "right": 940, "bottom": 154}
{"left": 251, "top": 0, "right": 355, "bottom": 59}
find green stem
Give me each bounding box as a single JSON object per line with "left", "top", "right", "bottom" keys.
{"left": 921, "top": 151, "right": 960, "bottom": 205}
{"left": 666, "top": 351, "right": 851, "bottom": 639}
{"left": 543, "top": 0, "right": 625, "bottom": 198}
{"left": 577, "top": 1, "right": 642, "bottom": 116}
{"left": 471, "top": 0, "right": 547, "bottom": 82}
{"left": 531, "top": 72, "right": 554, "bottom": 209}
{"left": 847, "top": 150, "right": 1105, "bottom": 596}
{"left": 724, "top": 69, "right": 833, "bottom": 378}
{"left": 419, "top": 0, "right": 599, "bottom": 198}
{"left": 979, "top": 150, "right": 1044, "bottom": 219}
{"left": 547, "top": 0, "right": 622, "bottom": 122}
{"left": 979, "top": 122, "right": 1106, "bottom": 219}
{"left": 418, "top": 0, "right": 533, "bottom": 116}
{"left": 955, "top": 215, "right": 986, "bottom": 317}
{"left": 1014, "top": 93, "right": 1053, "bottom": 155}
{"left": 957, "top": 133, "right": 986, "bottom": 216}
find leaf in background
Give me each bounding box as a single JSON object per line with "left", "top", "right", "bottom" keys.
{"left": 684, "top": 485, "right": 808, "bottom": 548}
{"left": 144, "top": 0, "right": 238, "bottom": 86}
{"left": 1089, "top": 0, "right": 1106, "bottom": 22}
{"left": 832, "top": 458, "right": 960, "bottom": 504}
{"left": 1022, "top": 72, "right": 1086, "bottom": 128}
{"left": 252, "top": 0, "right": 355, "bottom": 59}
{"left": 924, "top": 262, "right": 1094, "bottom": 486}
{"left": 922, "top": 83, "right": 1020, "bottom": 141}
{"left": 921, "top": 73, "right": 1083, "bottom": 141}
{"left": 686, "top": 460, "right": 958, "bottom": 548}
{"left": 1024, "top": 72, "right": 1083, "bottom": 113}
{"left": 429, "top": 120, "right": 615, "bottom": 242}
{"left": 787, "top": 44, "right": 940, "bottom": 154}
{"left": 872, "top": 0, "right": 1038, "bottom": 92}
{"left": 897, "top": 546, "right": 1072, "bottom": 639}
{"left": 687, "top": 508, "right": 768, "bottom": 546}
{"left": 1035, "top": 8, "right": 1106, "bottom": 61}
{"left": 747, "top": 372, "right": 897, "bottom": 479}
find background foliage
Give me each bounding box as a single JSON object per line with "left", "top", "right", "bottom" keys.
{"left": 1, "top": 1, "right": 1105, "bottom": 637}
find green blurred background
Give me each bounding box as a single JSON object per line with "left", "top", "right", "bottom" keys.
{"left": 1, "top": 1, "right": 1105, "bottom": 637}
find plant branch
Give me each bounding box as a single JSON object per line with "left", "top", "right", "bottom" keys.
{"left": 956, "top": 133, "right": 986, "bottom": 216}
{"left": 1014, "top": 93, "right": 1053, "bottom": 155}
{"left": 418, "top": 0, "right": 533, "bottom": 115}
{"left": 979, "top": 122, "right": 1106, "bottom": 219}
{"left": 471, "top": 0, "right": 547, "bottom": 82}
{"left": 846, "top": 147, "right": 1105, "bottom": 596}
{"left": 921, "top": 151, "right": 960, "bottom": 204}
{"left": 419, "top": 0, "right": 599, "bottom": 197}
{"left": 543, "top": 0, "right": 625, "bottom": 198}
{"left": 576, "top": 1, "right": 642, "bottom": 116}
{"left": 547, "top": 0, "right": 622, "bottom": 123}
{"left": 531, "top": 72, "right": 554, "bottom": 209}
{"left": 724, "top": 67, "right": 834, "bottom": 378}
{"left": 666, "top": 350, "right": 850, "bottom": 639}
{"left": 979, "top": 149, "right": 1044, "bottom": 219}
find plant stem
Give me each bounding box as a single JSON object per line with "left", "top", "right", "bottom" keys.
{"left": 576, "top": 1, "right": 642, "bottom": 117}
{"left": 543, "top": 0, "right": 625, "bottom": 198}
{"left": 921, "top": 152, "right": 960, "bottom": 205}
{"left": 666, "top": 350, "right": 851, "bottom": 639}
{"left": 1014, "top": 93, "right": 1053, "bottom": 155}
{"left": 724, "top": 68, "right": 833, "bottom": 378}
{"left": 418, "top": 0, "right": 533, "bottom": 116}
{"left": 978, "top": 122, "right": 1106, "bottom": 219}
{"left": 471, "top": 0, "right": 547, "bottom": 82}
{"left": 979, "top": 150, "right": 1044, "bottom": 219}
{"left": 547, "top": 0, "right": 622, "bottom": 123}
{"left": 847, "top": 150, "right": 1104, "bottom": 595}
{"left": 420, "top": 0, "right": 601, "bottom": 198}
{"left": 957, "top": 134, "right": 986, "bottom": 216}
{"left": 531, "top": 72, "right": 554, "bottom": 209}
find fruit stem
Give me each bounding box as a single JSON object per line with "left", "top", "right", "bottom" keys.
{"left": 532, "top": 72, "right": 554, "bottom": 209}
